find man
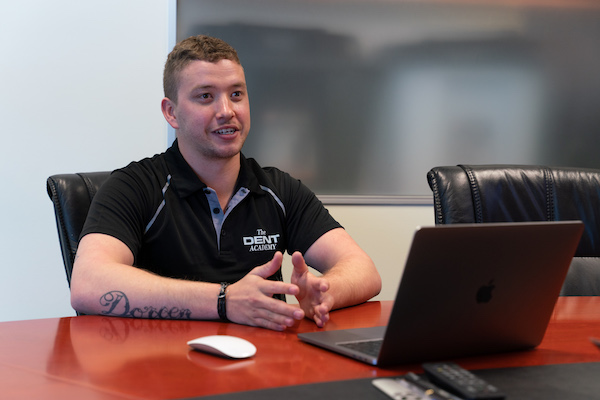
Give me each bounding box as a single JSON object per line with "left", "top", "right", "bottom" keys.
{"left": 70, "top": 35, "right": 381, "bottom": 331}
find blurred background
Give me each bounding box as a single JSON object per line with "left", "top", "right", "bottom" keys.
{"left": 178, "top": 0, "right": 600, "bottom": 196}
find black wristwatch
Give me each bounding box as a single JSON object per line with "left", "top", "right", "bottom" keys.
{"left": 217, "top": 282, "right": 230, "bottom": 321}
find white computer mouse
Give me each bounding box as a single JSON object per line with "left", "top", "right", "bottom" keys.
{"left": 187, "top": 335, "right": 257, "bottom": 359}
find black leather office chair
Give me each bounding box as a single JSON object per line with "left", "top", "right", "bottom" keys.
{"left": 427, "top": 164, "right": 600, "bottom": 295}
{"left": 47, "top": 172, "right": 112, "bottom": 287}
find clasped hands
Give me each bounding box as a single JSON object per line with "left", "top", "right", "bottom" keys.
{"left": 225, "top": 251, "right": 332, "bottom": 331}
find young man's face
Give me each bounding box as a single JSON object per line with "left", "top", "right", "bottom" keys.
{"left": 162, "top": 59, "right": 251, "bottom": 162}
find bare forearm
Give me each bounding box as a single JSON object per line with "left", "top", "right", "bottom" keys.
{"left": 303, "top": 228, "right": 382, "bottom": 311}
{"left": 71, "top": 258, "right": 221, "bottom": 320}
{"left": 323, "top": 255, "right": 381, "bottom": 310}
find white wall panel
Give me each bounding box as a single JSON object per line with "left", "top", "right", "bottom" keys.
{"left": 0, "top": 0, "right": 174, "bottom": 321}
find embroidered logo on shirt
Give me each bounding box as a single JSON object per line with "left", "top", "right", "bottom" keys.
{"left": 243, "top": 228, "right": 280, "bottom": 252}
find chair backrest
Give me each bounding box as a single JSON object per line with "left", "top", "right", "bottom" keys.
{"left": 427, "top": 164, "right": 600, "bottom": 295}
{"left": 47, "top": 172, "right": 112, "bottom": 286}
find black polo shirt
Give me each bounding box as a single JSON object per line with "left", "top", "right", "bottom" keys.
{"left": 81, "top": 140, "right": 341, "bottom": 285}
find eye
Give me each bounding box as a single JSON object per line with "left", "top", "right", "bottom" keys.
{"left": 194, "top": 92, "right": 212, "bottom": 103}
{"left": 231, "top": 90, "right": 244, "bottom": 100}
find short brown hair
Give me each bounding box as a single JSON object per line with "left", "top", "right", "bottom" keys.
{"left": 163, "top": 35, "right": 241, "bottom": 102}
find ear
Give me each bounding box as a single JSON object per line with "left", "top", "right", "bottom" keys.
{"left": 161, "top": 97, "right": 179, "bottom": 129}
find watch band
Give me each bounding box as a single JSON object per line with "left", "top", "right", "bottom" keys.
{"left": 217, "top": 282, "right": 230, "bottom": 321}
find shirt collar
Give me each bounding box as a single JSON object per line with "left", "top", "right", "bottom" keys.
{"left": 164, "top": 140, "right": 264, "bottom": 198}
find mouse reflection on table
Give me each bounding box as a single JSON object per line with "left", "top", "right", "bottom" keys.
{"left": 187, "top": 335, "right": 257, "bottom": 359}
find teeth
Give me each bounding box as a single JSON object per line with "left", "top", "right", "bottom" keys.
{"left": 215, "top": 128, "right": 235, "bottom": 135}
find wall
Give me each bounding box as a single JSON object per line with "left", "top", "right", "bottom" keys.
{"left": 0, "top": 0, "right": 433, "bottom": 322}
{"left": 0, "top": 0, "right": 174, "bottom": 321}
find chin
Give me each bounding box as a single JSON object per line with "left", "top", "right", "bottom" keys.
{"left": 208, "top": 146, "right": 244, "bottom": 160}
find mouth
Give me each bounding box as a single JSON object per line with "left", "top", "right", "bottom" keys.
{"left": 214, "top": 128, "right": 237, "bottom": 135}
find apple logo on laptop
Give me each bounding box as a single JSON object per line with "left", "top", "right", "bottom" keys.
{"left": 476, "top": 279, "right": 495, "bottom": 304}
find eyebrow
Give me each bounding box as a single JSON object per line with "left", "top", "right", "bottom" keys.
{"left": 191, "top": 82, "right": 247, "bottom": 91}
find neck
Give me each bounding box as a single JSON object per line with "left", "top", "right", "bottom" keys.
{"left": 179, "top": 146, "right": 241, "bottom": 209}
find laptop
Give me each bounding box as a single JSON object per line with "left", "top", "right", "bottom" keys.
{"left": 298, "top": 221, "right": 584, "bottom": 366}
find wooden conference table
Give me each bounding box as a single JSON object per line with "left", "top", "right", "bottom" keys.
{"left": 1, "top": 297, "right": 599, "bottom": 399}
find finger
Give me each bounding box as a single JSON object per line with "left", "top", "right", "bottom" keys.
{"left": 260, "top": 279, "right": 300, "bottom": 297}
{"left": 229, "top": 293, "right": 303, "bottom": 330}
{"left": 252, "top": 304, "right": 305, "bottom": 330}
{"left": 255, "top": 317, "right": 294, "bottom": 332}
{"left": 312, "top": 306, "right": 328, "bottom": 327}
{"left": 291, "top": 251, "right": 308, "bottom": 274}
{"left": 261, "top": 296, "right": 305, "bottom": 320}
{"left": 313, "top": 307, "right": 330, "bottom": 328}
{"left": 313, "top": 316, "right": 325, "bottom": 328}
{"left": 258, "top": 313, "right": 298, "bottom": 329}
{"left": 251, "top": 252, "right": 283, "bottom": 279}
{"left": 315, "top": 278, "right": 330, "bottom": 293}
{"left": 315, "top": 304, "right": 330, "bottom": 321}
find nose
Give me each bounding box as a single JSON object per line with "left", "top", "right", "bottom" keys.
{"left": 216, "top": 96, "right": 234, "bottom": 121}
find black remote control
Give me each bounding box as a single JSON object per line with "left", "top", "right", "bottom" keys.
{"left": 422, "top": 362, "right": 505, "bottom": 400}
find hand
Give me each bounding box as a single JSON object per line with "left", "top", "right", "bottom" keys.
{"left": 226, "top": 252, "right": 305, "bottom": 331}
{"left": 291, "top": 251, "right": 333, "bottom": 327}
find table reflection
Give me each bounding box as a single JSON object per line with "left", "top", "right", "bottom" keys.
{"left": 44, "top": 311, "right": 381, "bottom": 398}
